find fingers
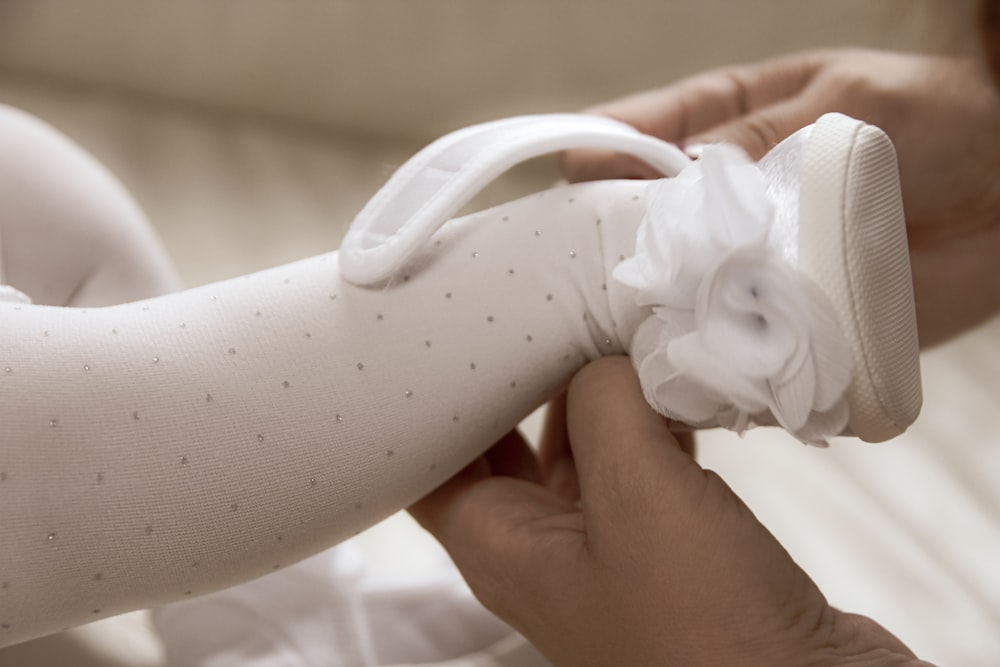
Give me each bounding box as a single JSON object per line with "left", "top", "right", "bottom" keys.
{"left": 560, "top": 51, "right": 826, "bottom": 181}
{"left": 409, "top": 361, "right": 698, "bottom": 632}
{"left": 674, "top": 429, "right": 697, "bottom": 459}
{"left": 410, "top": 430, "right": 534, "bottom": 533}
{"left": 682, "top": 97, "right": 820, "bottom": 160}
{"left": 538, "top": 394, "right": 582, "bottom": 502}
{"left": 564, "top": 357, "right": 693, "bottom": 505}
{"left": 484, "top": 428, "right": 543, "bottom": 484}
{"left": 408, "top": 429, "right": 577, "bottom": 566}
{"left": 538, "top": 393, "right": 569, "bottom": 475}
{"left": 590, "top": 57, "right": 811, "bottom": 141}
{"left": 557, "top": 148, "right": 668, "bottom": 184}
{"left": 408, "top": 431, "right": 581, "bottom": 622}
{"left": 408, "top": 451, "right": 493, "bottom": 539}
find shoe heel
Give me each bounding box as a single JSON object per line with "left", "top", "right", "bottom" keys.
{"left": 799, "top": 113, "right": 921, "bottom": 442}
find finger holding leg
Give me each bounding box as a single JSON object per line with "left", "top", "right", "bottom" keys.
{"left": 538, "top": 393, "right": 581, "bottom": 502}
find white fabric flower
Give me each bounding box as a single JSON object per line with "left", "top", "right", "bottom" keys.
{"left": 615, "top": 144, "right": 851, "bottom": 445}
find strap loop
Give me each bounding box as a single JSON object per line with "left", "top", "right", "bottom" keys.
{"left": 339, "top": 113, "right": 690, "bottom": 285}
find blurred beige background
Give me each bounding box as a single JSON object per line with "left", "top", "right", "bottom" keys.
{"left": 1, "top": 2, "right": 996, "bottom": 666}
{"left": 0, "top": 0, "right": 975, "bottom": 289}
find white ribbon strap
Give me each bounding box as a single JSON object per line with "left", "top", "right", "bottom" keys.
{"left": 339, "top": 113, "right": 691, "bottom": 285}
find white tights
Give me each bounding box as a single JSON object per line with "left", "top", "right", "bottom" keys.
{"left": 0, "top": 105, "right": 652, "bottom": 646}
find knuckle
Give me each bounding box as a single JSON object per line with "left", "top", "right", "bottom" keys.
{"left": 816, "top": 63, "right": 903, "bottom": 129}
{"left": 721, "top": 71, "right": 753, "bottom": 116}
{"left": 740, "top": 114, "right": 783, "bottom": 155}
{"left": 822, "top": 64, "right": 874, "bottom": 99}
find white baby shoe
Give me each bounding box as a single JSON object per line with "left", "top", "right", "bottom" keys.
{"left": 617, "top": 113, "right": 920, "bottom": 444}
{"left": 341, "top": 112, "right": 921, "bottom": 444}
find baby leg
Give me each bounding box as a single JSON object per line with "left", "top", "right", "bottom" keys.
{"left": 0, "top": 105, "right": 179, "bottom": 307}
{"left": 0, "top": 174, "right": 645, "bottom": 646}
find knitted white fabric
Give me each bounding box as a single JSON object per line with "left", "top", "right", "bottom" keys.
{"left": 0, "top": 110, "right": 920, "bottom": 647}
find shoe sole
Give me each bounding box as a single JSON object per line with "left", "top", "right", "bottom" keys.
{"left": 798, "top": 113, "right": 922, "bottom": 442}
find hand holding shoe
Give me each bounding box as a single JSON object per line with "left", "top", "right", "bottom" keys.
{"left": 560, "top": 49, "right": 1000, "bottom": 346}
{"left": 410, "top": 357, "right": 930, "bottom": 667}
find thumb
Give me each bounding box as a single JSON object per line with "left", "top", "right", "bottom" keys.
{"left": 683, "top": 98, "right": 820, "bottom": 160}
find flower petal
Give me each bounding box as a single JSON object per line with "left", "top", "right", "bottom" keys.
{"left": 667, "top": 332, "right": 771, "bottom": 414}
{"left": 651, "top": 373, "right": 721, "bottom": 425}
{"left": 716, "top": 407, "right": 755, "bottom": 435}
{"left": 793, "top": 398, "right": 850, "bottom": 446}
{"left": 770, "top": 354, "right": 816, "bottom": 433}
{"left": 618, "top": 140, "right": 851, "bottom": 443}
{"left": 699, "top": 145, "right": 774, "bottom": 246}
{"left": 698, "top": 252, "right": 801, "bottom": 378}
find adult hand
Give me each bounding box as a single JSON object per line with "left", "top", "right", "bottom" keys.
{"left": 410, "top": 357, "right": 926, "bottom": 666}
{"left": 560, "top": 49, "right": 1000, "bottom": 347}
